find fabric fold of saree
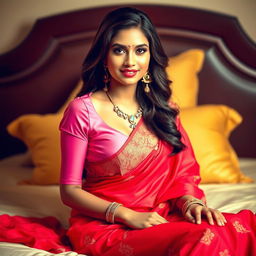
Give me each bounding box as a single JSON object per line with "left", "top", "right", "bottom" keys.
{"left": 0, "top": 118, "right": 255, "bottom": 256}
{"left": 67, "top": 119, "right": 256, "bottom": 256}
{"left": 0, "top": 215, "right": 71, "bottom": 253}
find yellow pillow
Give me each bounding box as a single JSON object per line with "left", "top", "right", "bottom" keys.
{"left": 166, "top": 49, "right": 204, "bottom": 108}
{"left": 7, "top": 114, "right": 62, "bottom": 185}
{"left": 180, "top": 105, "right": 253, "bottom": 183}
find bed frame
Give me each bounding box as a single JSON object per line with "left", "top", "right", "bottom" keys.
{"left": 0, "top": 4, "right": 255, "bottom": 159}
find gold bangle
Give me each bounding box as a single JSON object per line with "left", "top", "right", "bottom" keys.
{"left": 181, "top": 198, "right": 205, "bottom": 216}
{"left": 105, "top": 202, "right": 115, "bottom": 223}
{"left": 105, "top": 202, "right": 122, "bottom": 223}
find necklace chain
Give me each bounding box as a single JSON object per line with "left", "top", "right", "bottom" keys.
{"left": 105, "top": 91, "right": 143, "bottom": 129}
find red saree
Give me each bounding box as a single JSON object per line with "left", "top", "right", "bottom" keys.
{"left": 0, "top": 118, "right": 256, "bottom": 255}
{"left": 66, "top": 118, "right": 256, "bottom": 256}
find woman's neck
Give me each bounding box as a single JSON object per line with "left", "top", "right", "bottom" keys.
{"left": 107, "top": 84, "right": 138, "bottom": 106}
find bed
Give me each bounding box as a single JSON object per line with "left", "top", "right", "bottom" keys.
{"left": 0, "top": 4, "right": 255, "bottom": 256}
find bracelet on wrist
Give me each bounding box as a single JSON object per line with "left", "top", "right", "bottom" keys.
{"left": 105, "top": 202, "right": 122, "bottom": 223}
{"left": 181, "top": 198, "right": 205, "bottom": 216}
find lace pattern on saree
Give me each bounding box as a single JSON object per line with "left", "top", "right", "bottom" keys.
{"left": 86, "top": 121, "right": 158, "bottom": 177}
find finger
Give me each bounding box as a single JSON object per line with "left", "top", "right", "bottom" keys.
{"left": 212, "top": 210, "right": 226, "bottom": 226}
{"left": 157, "top": 215, "right": 169, "bottom": 223}
{"left": 203, "top": 208, "right": 214, "bottom": 225}
{"left": 144, "top": 222, "right": 154, "bottom": 228}
{"left": 212, "top": 210, "right": 224, "bottom": 226}
{"left": 185, "top": 211, "right": 195, "bottom": 224}
{"left": 147, "top": 214, "right": 162, "bottom": 225}
{"left": 149, "top": 216, "right": 166, "bottom": 225}
{"left": 154, "top": 217, "right": 168, "bottom": 224}
{"left": 221, "top": 213, "right": 228, "bottom": 223}
{"left": 147, "top": 218, "right": 164, "bottom": 227}
{"left": 193, "top": 206, "right": 203, "bottom": 224}
{"left": 153, "top": 212, "right": 169, "bottom": 223}
{"left": 157, "top": 218, "right": 169, "bottom": 224}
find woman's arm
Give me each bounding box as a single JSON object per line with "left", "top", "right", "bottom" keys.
{"left": 60, "top": 131, "right": 168, "bottom": 229}
{"left": 60, "top": 183, "right": 115, "bottom": 220}
{"left": 172, "top": 117, "right": 227, "bottom": 226}
{"left": 60, "top": 184, "right": 168, "bottom": 228}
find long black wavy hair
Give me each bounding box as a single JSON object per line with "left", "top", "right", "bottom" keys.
{"left": 78, "top": 7, "right": 185, "bottom": 155}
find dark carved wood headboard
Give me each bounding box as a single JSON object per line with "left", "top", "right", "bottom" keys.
{"left": 0, "top": 4, "right": 255, "bottom": 158}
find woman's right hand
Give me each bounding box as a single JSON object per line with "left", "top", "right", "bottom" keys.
{"left": 116, "top": 207, "right": 168, "bottom": 229}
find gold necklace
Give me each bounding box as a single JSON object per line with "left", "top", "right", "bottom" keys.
{"left": 105, "top": 91, "right": 143, "bottom": 129}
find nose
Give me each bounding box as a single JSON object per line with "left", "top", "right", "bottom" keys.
{"left": 124, "top": 51, "right": 135, "bottom": 66}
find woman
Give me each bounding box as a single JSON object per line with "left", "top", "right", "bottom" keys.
{"left": 59, "top": 7, "right": 256, "bottom": 256}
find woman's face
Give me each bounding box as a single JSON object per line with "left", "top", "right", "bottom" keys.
{"left": 106, "top": 27, "right": 150, "bottom": 88}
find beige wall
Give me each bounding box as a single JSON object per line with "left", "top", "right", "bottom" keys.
{"left": 0, "top": 0, "right": 255, "bottom": 54}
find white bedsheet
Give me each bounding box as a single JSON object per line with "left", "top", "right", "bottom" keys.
{"left": 200, "top": 158, "right": 256, "bottom": 213}
{"left": 0, "top": 153, "right": 70, "bottom": 227}
{"left": 0, "top": 153, "right": 255, "bottom": 255}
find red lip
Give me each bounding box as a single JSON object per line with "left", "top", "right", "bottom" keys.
{"left": 121, "top": 69, "right": 138, "bottom": 72}
{"left": 121, "top": 69, "right": 139, "bottom": 78}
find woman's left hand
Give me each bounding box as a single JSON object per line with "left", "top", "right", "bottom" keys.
{"left": 184, "top": 204, "right": 227, "bottom": 226}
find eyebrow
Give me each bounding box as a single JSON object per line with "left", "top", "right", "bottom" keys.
{"left": 111, "top": 43, "right": 149, "bottom": 48}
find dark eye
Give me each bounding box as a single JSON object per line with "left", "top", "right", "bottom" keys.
{"left": 136, "top": 48, "right": 147, "bottom": 55}
{"left": 113, "top": 48, "right": 126, "bottom": 55}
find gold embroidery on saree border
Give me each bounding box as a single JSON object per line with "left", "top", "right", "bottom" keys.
{"left": 118, "top": 242, "right": 134, "bottom": 256}
{"left": 219, "top": 249, "right": 231, "bottom": 256}
{"left": 86, "top": 122, "right": 158, "bottom": 177}
{"left": 118, "top": 231, "right": 134, "bottom": 256}
{"left": 232, "top": 220, "right": 250, "bottom": 233}
{"left": 200, "top": 228, "right": 215, "bottom": 245}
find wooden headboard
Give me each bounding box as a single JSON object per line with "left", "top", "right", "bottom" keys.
{"left": 0, "top": 4, "right": 255, "bottom": 158}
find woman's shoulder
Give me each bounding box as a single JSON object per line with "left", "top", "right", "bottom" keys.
{"left": 65, "top": 93, "right": 92, "bottom": 113}
{"left": 59, "top": 94, "right": 92, "bottom": 134}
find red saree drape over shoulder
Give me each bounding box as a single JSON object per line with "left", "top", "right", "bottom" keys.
{"left": 0, "top": 118, "right": 255, "bottom": 255}
{"left": 67, "top": 119, "right": 256, "bottom": 256}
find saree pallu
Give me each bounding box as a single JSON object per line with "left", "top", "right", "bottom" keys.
{"left": 67, "top": 119, "right": 256, "bottom": 256}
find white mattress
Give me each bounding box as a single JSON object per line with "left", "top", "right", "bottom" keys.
{"left": 0, "top": 153, "right": 255, "bottom": 255}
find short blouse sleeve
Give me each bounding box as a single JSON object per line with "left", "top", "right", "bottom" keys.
{"left": 59, "top": 97, "right": 90, "bottom": 140}
{"left": 59, "top": 97, "right": 90, "bottom": 185}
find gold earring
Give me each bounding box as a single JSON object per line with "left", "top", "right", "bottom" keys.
{"left": 142, "top": 72, "right": 152, "bottom": 93}
{"left": 103, "top": 66, "right": 110, "bottom": 92}
{"left": 144, "top": 84, "right": 150, "bottom": 93}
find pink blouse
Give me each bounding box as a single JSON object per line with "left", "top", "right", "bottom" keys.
{"left": 59, "top": 94, "right": 128, "bottom": 184}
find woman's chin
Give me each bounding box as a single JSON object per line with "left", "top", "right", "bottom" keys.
{"left": 111, "top": 78, "right": 140, "bottom": 87}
